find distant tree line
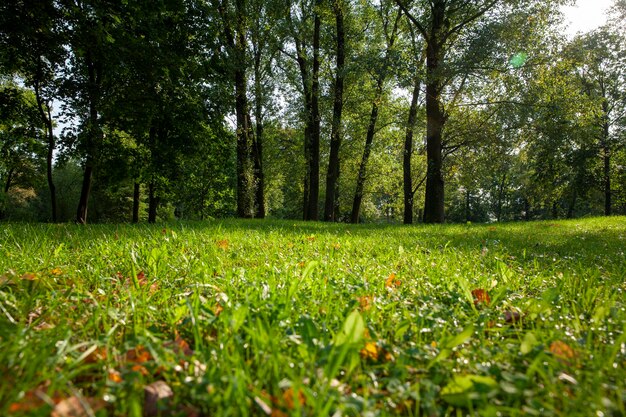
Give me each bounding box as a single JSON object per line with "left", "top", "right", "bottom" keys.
{"left": 1, "top": 0, "right": 625, "bottom": 223}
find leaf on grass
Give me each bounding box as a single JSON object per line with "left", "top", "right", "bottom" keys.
{"left": 385, "top": 273, "right": 401, "bottom": 288}
{"left": 549, "top": 341, "right": 576, "bottom": 363}
{"left": 136, "top": 271, "right": 147, "bottom": 285}
{"left": 360, "top": 341, "right": 379, "bottom": 361}
{"left": 445, "top": 325, "right": 475, "bottom": 350}
{"left": 357, "top": 295, "right": 374, "bottom": 311}
{"left": 282, "top": 387, "right": 306, "bottom": 410}
{"left": 108, "top": 369, "right": 123, "bottom": 383}
{"left": 144, "top": 381, "right": 173, "bottom": 417}
{"left": 50, "top": 268, "right": 63, "bottom": 276}
{"left": 83, "top": 346, "right": 108, "bottom": 364}
{"left": 471, "top": 289, "right": 490, "bottom": 306}
{"left": 216, "top": 239, "right": 229, "bottom": 250}
{"left": 165, "top": 335, "right": 194, "bottom": 357}
{"left": 126, "top": 345, "right": 152, "bottom": 364}
{"left": 21, "top": 273, "right": 37, "bottom": 281}
{"left": 51, "top": 396, "right": 106, "bottom": 417}
{"left": 504, "top": 310, "right": 521, "bottom": 324}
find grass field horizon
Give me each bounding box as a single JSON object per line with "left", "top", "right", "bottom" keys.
{"left": 1, "top": 217, "right": 625, "bottom": 416}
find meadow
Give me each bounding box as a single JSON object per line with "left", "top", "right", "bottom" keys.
{"left": 0, "top": 217, "right": 625, "bottom": 416}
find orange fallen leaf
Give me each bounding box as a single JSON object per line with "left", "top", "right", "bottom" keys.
{"left": 132, "top": 364, "right": 150, "bottom": 376}
{"left": 108, "top": 370, "right": 123, "bottom": 383}
{"left": 136, "top": 271, "right": 147, "bottom": 285}
{"left": 471, "top": 289, "right": 491, "bottom": 306}
{"left": 385, "top": 273, "right": 401, "bottom": 288}
{"left": 165, "top": 336, "right": 193, "bottom": 357}
{"left": 358, "top": 295, "right": 374, "bottom": 311}
{"left": 550, "top": 341, "right": 576, "bottom": 363}
{"left": 50, "top": 268, "right": 63, "bottom": 276}
{"left": 282, "top": 387, "right": 306, "bottom": 410}
{"left": 84, "top": 347, "right": 107, "bottom": 364}
{"left": 360, "top": 341, "right": 379, "bottom": 361}
{"left": 216, "top": 240, "right": 229, "bottom": 250}
{"left": 126, "top": 345, "right": 152, "bottom": 363}
{"left": 21, "top": 273, "right": 37, "bottom": 281}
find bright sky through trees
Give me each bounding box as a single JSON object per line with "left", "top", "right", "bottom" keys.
{"left": 562, "top": 0, "right": 613, "bottom": 36}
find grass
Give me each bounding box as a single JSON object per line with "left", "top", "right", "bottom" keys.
{"left": 0, "top": 217, "right": 625, "bottom": 416}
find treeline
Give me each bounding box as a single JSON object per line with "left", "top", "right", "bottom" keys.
{"left": 1, "top": 0, "right": 625, "bottom": 224}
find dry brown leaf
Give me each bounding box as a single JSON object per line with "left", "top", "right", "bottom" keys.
{"left": 471, "top": 289, "right": 491, "bottom": 306}
{"left": 282, "top": 387, "right": 306, "bottom": 410}
{"left": 216, "top": 239, "right": 229, "bottom": 250}
{"left": 144, "top": 381, "right": 174, "bottom": 417}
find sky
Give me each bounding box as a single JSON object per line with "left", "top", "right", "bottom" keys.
{"left": 561, "top": 0, "right": 613, "bottom": 37}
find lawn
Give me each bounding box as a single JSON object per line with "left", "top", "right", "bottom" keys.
{"left": 1, "top": 217, "right": 625, "bottom": 416}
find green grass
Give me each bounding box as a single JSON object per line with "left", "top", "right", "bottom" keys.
{"left": 0, "top": 217, "right": 625, "bottom": 416}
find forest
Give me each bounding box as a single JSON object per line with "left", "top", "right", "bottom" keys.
{"left": 1, "top": 0, "right": 625, "bottom": 224}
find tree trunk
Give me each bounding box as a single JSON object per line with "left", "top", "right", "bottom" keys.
{"left": 496, "top": 172, "right": 506, "bottom": 222}
{"left": 422, "top": 36, "right": 445, "bottom": 224}
{"left": 33, "top": 77, "right": 57, "bottom": 222}
{"left": 350, "top": 79, "right": 384, "bottom": 223}
{"left": 465, "top": 189, "right": 471, "bottom": 222}
{"left": 76, "top": 163, "right": 93, "bottom": 224}
{"left": 148, "top": 181, "right": 159, "bottom": 223}
{"left": 403, "top": 76, "right": 421, "bottom": 224}
{"left": 567, "top": 189, "right": 577, "bottom": 219}
{"left": 4, "top": 167, "right": 15, "bottom": 193}
{"left": 324, "top": 1, "right": 345, "bottom": 222}
{"left": 602, "top": 106, "right": 611, "bottom": 216}
{"left": 234, "top": 0, "right": 253, "bottom": 219}
{"left": 307, "top": 0, "right": 322, "bottom": 221}
{"left": 253, "top": 47, "right": 265, "bottom": 219}
{"left": 132, "top": 182, "right": 140, "bottom": 223}
{"left": 76, "top": 51, "right": 101, "bottom": 224}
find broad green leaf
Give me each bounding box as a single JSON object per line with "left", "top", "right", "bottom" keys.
{"left": 520, "top": 332, "right": 538, "bottom": 355}
{"left": 335, "top": 310, "right": 364, "bottom": 345}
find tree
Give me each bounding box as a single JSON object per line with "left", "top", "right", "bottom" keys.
{"left": 323, "top": 0, "right": 346, "bottom": 222}
{"left": 0, "top": 0, "right": 65, "bottom": 222}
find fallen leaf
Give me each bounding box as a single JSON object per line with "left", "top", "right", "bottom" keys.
{"left": 471, "top": 289, "right": 491, "bottom": 306}
{"left": 126, "top": 345, "right": 152, "bottom": 364}
{"left": 549, "top": 340, "right": 576, "bottom": 363}
{"left": 358, "top": 295, "right": 374, "bottom": 311}
{"left": 165, "top": 336, "right": 193, "bottom": 357}
{"left": 51, "top": 396, "right": 106, "bottom": 417}
{"left": 504, "top": 310, "right": 521, "bottom": 324}
{"left": 131, "top": 364, "right": 150, "bottom": 376}
{"left": 21, "top": 273, "right": 37, "bottom": 281}
{"left": 360, "top": 341, "right": 379, "bottom": 361}
{"left": 282, "top": 387, "right": 306, "bottom": 410}
{"left": 50, "top": 268, "right": 63, "bottom": 276}
{"left": 136, "top": 271, "right": 147, "bottom": 285}
{"left": 144, "top": 381, "right": 173, "bottom": 417}
{"left": 108, "top": 369, "right": 123, "bottom": 383}
{"left": 84, "top": 347, "right": 107, "bottom": 364}
{"left": 216, "top": 239, "right": 229, "bottom": 250}
{"left": 385, "top": 273, "right": 401, "bottom": 288}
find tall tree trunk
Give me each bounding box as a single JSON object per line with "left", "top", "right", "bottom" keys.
{"left": 33, "top": 76, "right": 57, "bottom": 222}
{"left": 235, "top": 0, "right": 252, "bottom": 218}
{"left": 148, "top": 180, "right": 158, "bottom": 223}
{"left": 253, "top": 48, "right": 265, "bottom": 219}
{"left": 132, "top": 182, "right": 140, "bottom": 223}
{"left": 403, "top": 76, "right": 421, "bottom": 224}
{"left": 76, "top": 51, "right": 101, "bottom": 224}
{"left": 307, "top": 0, "right": 322, "bottom": 221}
{"left": 423, "top": 36, "right": 445, "bottom": 224}
{"left": 350, "top": 79, "right": 384, "bottom": 223}
{"left": 602, "top": 103, "right": 611, "bottom": 216}
{"left": 324, "top": 0, "right": 345, "bottom": 222}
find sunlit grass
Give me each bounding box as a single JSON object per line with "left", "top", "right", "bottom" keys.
{"left": 0, "top": 217, "right": 625, "bottom": 416}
